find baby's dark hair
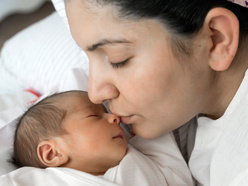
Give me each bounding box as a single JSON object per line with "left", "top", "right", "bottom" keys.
{"left": 12, "top": 90, "right": 86, "bottom": 168}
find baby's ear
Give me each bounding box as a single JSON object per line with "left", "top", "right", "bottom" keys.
{"left": 37, "top": 140, "right": 68, "bottom": 167}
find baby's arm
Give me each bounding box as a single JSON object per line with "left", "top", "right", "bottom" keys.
{"left": 129, "top": 132, "right": 194, "bottom": 185}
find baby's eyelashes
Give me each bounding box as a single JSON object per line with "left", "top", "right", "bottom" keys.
{"left": 86, "top": 114, "right": 98, "bottom": 118}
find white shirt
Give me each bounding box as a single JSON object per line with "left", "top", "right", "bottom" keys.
{"left": 189, "top": 69, "right": 248, "bottom": 186}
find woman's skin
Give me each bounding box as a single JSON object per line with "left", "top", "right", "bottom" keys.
{"left": 65, "top": 0, "right": 248, "bottom": 138}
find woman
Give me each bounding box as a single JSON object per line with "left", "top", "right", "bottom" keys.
{"left": 65, "top": 0, "right": 248, "bottom": 185}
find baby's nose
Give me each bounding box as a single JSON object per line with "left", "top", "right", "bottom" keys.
{"left": 107, "top": 114, "right": 120, "bottom": 125}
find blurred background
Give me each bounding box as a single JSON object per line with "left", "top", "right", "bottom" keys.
{"left": 0, "top": 0, "right": 55, "bottom": 50}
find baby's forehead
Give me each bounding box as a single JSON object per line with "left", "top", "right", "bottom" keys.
{"left": 59, "top": 92, "right": 106, "bottom": 113}
{"left": 56, "top": 91, "right": 90, "bottom": 104}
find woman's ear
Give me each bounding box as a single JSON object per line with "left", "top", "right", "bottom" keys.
{"left": 203, "top": 7, "right": 239, "bottom": 71}
{"left": 37, "top": 140, "right": 69, "bottom": 167}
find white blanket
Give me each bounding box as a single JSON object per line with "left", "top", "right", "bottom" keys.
{"left": 0, "top": 167, "right": 118, "bottom": 186}
{"left": 0, "top": 133, "right": 194, "bottom": 185}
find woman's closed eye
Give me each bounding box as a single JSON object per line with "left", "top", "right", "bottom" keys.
{"left": 110, "top": 58, "right": 129, "bottom": 69}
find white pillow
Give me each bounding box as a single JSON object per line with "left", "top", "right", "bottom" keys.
{"left": 0, "top": 12, "right": 89, "bottom": 95}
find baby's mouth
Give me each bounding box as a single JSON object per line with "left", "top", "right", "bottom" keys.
{"left": 113, "top": 131, "right": 124, "bottom": 139}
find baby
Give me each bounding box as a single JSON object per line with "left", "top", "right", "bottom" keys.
{"left": 12, "top": 90, "right": 194, "bottom": 185}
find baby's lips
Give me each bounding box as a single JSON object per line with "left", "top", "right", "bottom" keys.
{"left": 113, "top": 131, "right": 125, "bottom": 139}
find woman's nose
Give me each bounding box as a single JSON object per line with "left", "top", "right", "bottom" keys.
{"left": 88, "top": 60, "right": 119, "bottom": 104}
{"left": 107, "top": 114, "right": 120, "bottom": 125}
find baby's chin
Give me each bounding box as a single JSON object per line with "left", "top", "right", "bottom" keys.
{"left": 108, "top": 147, "right": 128, "bottom": 169}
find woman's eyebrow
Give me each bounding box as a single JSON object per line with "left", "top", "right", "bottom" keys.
{"left": 87, "top": 39, "right": 130, "bottom": 52}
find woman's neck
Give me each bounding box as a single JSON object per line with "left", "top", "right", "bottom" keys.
{"left": 203, "top": 44, "right": 248, "bottom": 119}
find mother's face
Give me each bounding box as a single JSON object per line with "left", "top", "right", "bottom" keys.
{"left": 66, "top": 0, "right": 210, "bottom": 138}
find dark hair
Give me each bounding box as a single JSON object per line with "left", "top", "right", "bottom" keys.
{"left": 12, "top": 90, "right": 95, "bottom": 168}
{"left": 93, "top": 0, "right": 248, "bottom": 35}
{"left": 90, "top": 0, "right": 248, "bottom": 54}
{"left": 12, "top": 91, "right": 89, "bottom": 168}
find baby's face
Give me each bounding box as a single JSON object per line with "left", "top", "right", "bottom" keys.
{"left": 61, "top": 94, "right": 128, "bottom": 175}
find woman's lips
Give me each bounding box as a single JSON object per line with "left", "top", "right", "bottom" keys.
{"left": 120, "top": 115, "right": 133, "bottom": 124}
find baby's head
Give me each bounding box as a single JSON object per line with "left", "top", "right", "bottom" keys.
{"left": 13, "top": 90, "right": 127, "bottom": 175}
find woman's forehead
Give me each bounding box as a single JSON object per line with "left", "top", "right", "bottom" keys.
{"left": 66, "top": 3, "right": 167, "bottom": 53}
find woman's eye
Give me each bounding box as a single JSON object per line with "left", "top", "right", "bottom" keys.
{"left": 110, "top": 59, "right": 129, "bottom": 69}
